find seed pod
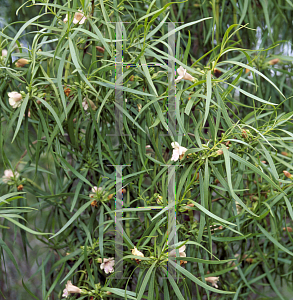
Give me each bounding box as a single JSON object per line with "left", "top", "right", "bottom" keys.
{"left": 17, "top": 184, "right": 24, "bottom": 191}
{"left": 91, "top": 200, "right": 98, "bottom": 207}
{"left": 96, "top": 46, "right": 105, "bottom": 53}
{"left": 283, "top": 227, "right": 293, "bottom": 232}
{"left": 213, "top": 68, "right": 222, "bottom": 78}
{"left": 64, "top": 87, "right": 71, "bottom": 96}
{"left": 108, "top": 194, "right": 114, "bottom": 200}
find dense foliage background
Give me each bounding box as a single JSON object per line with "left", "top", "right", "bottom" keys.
{"left": 1, "top": 0, "right": 293, "bottom": 299}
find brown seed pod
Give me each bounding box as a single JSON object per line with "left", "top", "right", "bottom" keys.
{"left": 96, "top": 46, "right": 105, "bottom": 53}
{"left": 64, "top": 87, "right": 71, "bottom": 97}
{"left": 91, "top": 200, "right": 98, "bottom": 207}
{"left": 17, "top": 184, "right": 24, "bottom": 191}
{"left": 213, "top": 68, "right": 222, "bottom": 78}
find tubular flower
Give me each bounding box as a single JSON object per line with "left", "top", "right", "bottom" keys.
{"left": 82, "top": 98, "right": 97, "bottom": 111}
{"left": 131, "top": 247, "right": 144, "bottom": 261}
{"left": 205, "top": 276, "right": 220, "bottom": 288}
{"left": 100, "top": 258, "right": 115, "bottom": 274}
{"left": 62, "top": 281, "right": 82, "bottom": 298}
{"left": 235, "top": 201, "right": 241, "bottom": 214}
{"left": 2, "top": 169, "right": 19, "bottom": 183}
{"left": 63, "top": 10, "right": 87, "bottom": 24}
{"left": 169, "top": 244, "right": 187, "bottom": 265}
{"left": 15, "top": 58, "right": 29, "bottom": 67}
{"left": 175, "top": 66, "right": 195, "bottom": 83}
{"left": 89, "top": 186, "right": 103, "bottom": 198}
{"left": 171, "top": 142, "right": 188, "bottom": 162}
{"left": 8, "top": 91, "right": 23, "bottom": 108}
{"left": 283, "top": 170, "right": 292, "bottom": 179}
{"left": 269, "top": 58, "right": 280, "bottom": 65}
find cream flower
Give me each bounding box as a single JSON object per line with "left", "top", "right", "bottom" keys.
{"left": 63, "top": 10, "right": 87, "bottom": 24}
{"left": 15, "top": 58, "right": 29, "bottom": 67}
{"left": 131, "top": 247, "right": 144, "bottom": 261}
{"left": 175, "top": 66, "right": 195, "bottom": 83}
{"left": 62, "top": 281, "right": 82, "bottom": 298}
{"left": 205, "top": 276, "right": 220, "bottom": 288}
{"left": 235, "top": 201, "right": 241, "bottom": 214}
{"left": 2, "top": 169, "right": 19, "bottom": 183}
{"left": 169, "top": 244, "right": 187, "bottom": 264}
{"left": 171, "top": 142, "right": 188, "bottom": 162}
{"left": 2, "top": 49, "right": 7, "bottom": 57}
{"left": 89, "top": 186, "right": 103, "bottom": 198}
{"left": 82, "top": 98, "right": 97, "bottom": 111}
{"left": 100, "top": 257, "right": 115, "bottom": 274}
{"left": 8, "top": 91, "right": 23, "bottom": 108}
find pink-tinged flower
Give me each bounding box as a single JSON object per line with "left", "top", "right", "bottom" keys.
{"left": 15, "top": 58, "right": 29, "bottom": 67}
{"left": 169, "top": 244, "right": 187, "bottom": 265}
{"left": 2, "top": 49, "right": 7, "bottom": 57}
{"left": 100, "top": 258, "right": 115, "bottom": 274}
{"left": 2, "top": 169, "right": 19, "bottom": 183}
{"left": 205, "top": 276, "right": 220, "bottom": 288}
{"left": 8, "top": 91, "right": 23, "bottom": 108}
{"left": 171, "top": 142, "right": 188, "bottom": 162}
{"left": 63, "top": 10, "right": 87, "bottom": 24}
{"left": 62, "top": 281, "right": 82, "bottom": 298}
{"left": 175, "top": 66, "right": 195, "bottom": 83}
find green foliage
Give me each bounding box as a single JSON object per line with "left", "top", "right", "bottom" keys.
{"left": 1, "top": 0, "right": 293, "bottom": 299}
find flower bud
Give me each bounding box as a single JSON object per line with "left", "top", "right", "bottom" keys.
{"left": 216, "top": 149, "right": 223, "bottom": 155}
{"left": 108, "top": 193, "right": 114, "bottom": 200}
{"left": 156, "top": 195, "right": 163, "bottom": 205}
{"left": 283, "top": 227, "right": 293, "bottom": 232}
{"left": 281, "top": 151, "right": 288, "bottom": 156}
{"left": 269, "top": 58, "right": 280, "bottom": 65}
{"left": 283, "top": 170, "right": 292, "bottom": 178}
{"left": 242, "top": 130, "right": 248, "bottom": 138}
{"left": 15, "top": 58, "right": 29, "bottom": 67}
